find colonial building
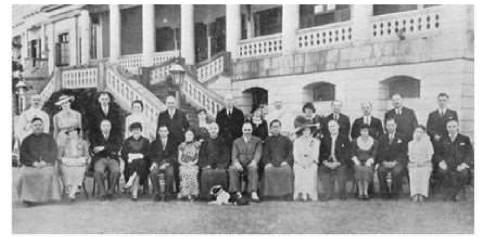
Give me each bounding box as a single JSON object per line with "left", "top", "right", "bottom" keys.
{"left": 12, "top": 4, "right": 474, "bottom": 138}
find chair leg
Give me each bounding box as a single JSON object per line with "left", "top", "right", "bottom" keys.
{"left": 82, "top": 179, "right": 89, "bottom": 199}
{"left": 92, "top": 179, "right": 96, "bottom": 197}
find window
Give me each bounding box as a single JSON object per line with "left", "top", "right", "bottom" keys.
{"left": 56, "top": 33, "right": 70, "bottom": 66}
{"left": 373, "top": 5, "right": 418, "bottom": 16}
{"left": 305, "top": 82, "right": 336, "bottom": 102}
{"left": 300, "top": 5, "right": 351, "bottom": 29}
{"left": 384, "top": 76, "right": 421, "bottom": 98}
{"left": 28, "top": 39, "right": 41, "bottom": 66}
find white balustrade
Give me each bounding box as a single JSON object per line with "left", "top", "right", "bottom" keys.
{"left": 40, "top": 77, "right": 55, "bottom": 103}
{"left": 62, "top": 67, "right": 98, "bottom": 89}
{"left": 371, "top": 7, "right": 442, "bottom": 40}
{"left": 153, "top": 50, "right": 179, "bottom": 66}
{"left": 197, "top": 55, "right": 225, "bottom": 83}
{"left": 118, "top": 53, "right": 143, "bottom": 74}
{"left": 238, "top": 33, "right": 283, "bottom": 58}
{"left": 297, "top": 22, "right": 353, "bottom": 50}
{"left": 150, "top": 64, "right": 174, "bottom": 85}
{"left": 182, "top": 74, "right": 224, "bottom": 117}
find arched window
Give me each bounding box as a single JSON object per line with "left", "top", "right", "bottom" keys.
{"left": 382, "top": 76, "right": 421, "bottom": 98}
{"left": 305, "top": 82, "right": 336, "bottom": 102}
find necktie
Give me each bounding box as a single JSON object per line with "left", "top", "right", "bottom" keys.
{"left": 364, "top": 116, "right": 369, "bottom": 125}
{"left": 162, "top": 140, "right": 167, "bottom": 149}
{"left": 331, "top": 136, "right": 336, "bottom": 161}
{"left": 396, "top": 109, "right": 400, "bottom": 115}
{"left": 334, "top": 114, "right": 339, "bottom": 121}
{"left": 389, "top": 134, "right": 394, "bottom": 144}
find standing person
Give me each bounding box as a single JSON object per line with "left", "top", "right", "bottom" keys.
{"left": 16, "top": 94, "right": 50, "bottom": 143}
{"left": 58, "top": 126, "right": 89, "bottom": 202}
{"left": 53, "top": 95, "right": 82, "bottom": 146}
{"left": 261, "top": 120, "right": 294, "bottom": 199}
{"left": 216, "top": 94, "right": 245, "bottom": 148}
{"left": 294, "top": 102, "right": 324, "bottom": 139}
{"left": 426, "top": 93, "right": 458, "bottom": 153}
{"left": 177, "top": 130, "right": 201, "bottom": 201}
{"left": 408, "top": 125, "right": 434, "bottom": 203}
{"left": 198, "top": 123, "right": 230, "bottom": 199}
{"left": 377, "top": 118, "right": 408, "bottom": 200}
{"left": 121, "top": 122, "right": 150, "bottom": 201}
{"left": 149, "top": 126, "right": 177, "bottom": 202}
{"left": 246, "top": 105, "right": 269, "bottom": 142}
{"left": 351, "top": 124, "right": 378, "bottom": 200}
{"left": 125, "top": 100, "right": 154, "bottom": 141}
{"left": 265, "top": 100, "right": 294, "bottom": 137}
{"left": 324, "top": 100, "right": 351, "bottom": 138}
{"left": 384, "top": 93, "right": 418, "bottom": 141}
{"left": 87, "top": 92, "right": 123, "bottom": 140}
{"left": 90, "top": 119, "right": 122, "bottom": 200}
{"left": 435, "top": 120, "right": 473, "bottom": 201}
{"left": 351, "top": 102, "right": 384, "bottom": 140}
{"left": 156, "top": 96, "right": 190, "bottom": 145}
{"left": 16, "top": 117, "right": 61, "bottom": 206}
{"left": 319, "top": 120, "right": 352, "bottom": 201}
{"left": 190, "top": 108, "right": 210, "bottom": 143}
{"left": 228, "top": 122, "right": 262, "bottom": 202}
{"left": 292, "top": 119, "right": 319, "bottom": 202}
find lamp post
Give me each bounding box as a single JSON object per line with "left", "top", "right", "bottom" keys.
{"left": 15, "top": 76, "right": 27, "bottom": 114}
{"left": 169, "top": 59, "right": 186, "bottom": 101}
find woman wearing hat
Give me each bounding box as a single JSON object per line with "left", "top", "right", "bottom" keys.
{"left": 294, "top": 102, "right": 324, "bottom": 139}
{"left": 53, "top": 95, "right": 82, "bottom": 146}
{"left": 58, "top": 126, "right": 89, "bottom": 202}
{"left": 293, "top": 117, "right": 320, "bottom": 201}
{"left": 351, "top": 124, "right": 378, "bottom": 200}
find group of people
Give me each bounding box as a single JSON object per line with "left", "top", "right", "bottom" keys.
{"left": 14, "top": 90, "right": 473, "bottom": 207}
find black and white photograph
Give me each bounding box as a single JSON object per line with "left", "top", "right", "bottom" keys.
{"left": 9, "top": 3, "right": 475, "bottom": 234}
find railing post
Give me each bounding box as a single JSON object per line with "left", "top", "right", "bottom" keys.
{"left": 352, "top": 4, "right": 373, "bottom": 43}
{"left": 282, "top": 4, "right": 299, "bottom": 55}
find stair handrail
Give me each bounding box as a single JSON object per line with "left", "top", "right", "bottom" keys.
{"left": 195, "top": 51, "right": 230, "bottom": 84}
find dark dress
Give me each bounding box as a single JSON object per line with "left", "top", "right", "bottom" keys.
{"left": 121, "top": 136, "right": 151, "bottom": 185}
{"left": 261, "top": 134, "right": 294, "bottom": 197}
{"left": 351, "top": 137, "right": 378, "bottom": 182}
{"left": 198, "top": 136, "right": 230, "bottom": 199}
{"left": 247, "top": 117, "right": 268, "bottom": 141}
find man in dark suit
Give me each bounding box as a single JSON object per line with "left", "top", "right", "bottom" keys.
{"left": 426, "top": 93, "right": 459, "bottom": 153}
{"left": 156, "top": 95, "right": 190, "bottom": 146}
{"left": 435, "top": 120, "right": 473, "bottom": 201}
{"left": 319, "top": 120, "right": 352, "bottom": 201}
{"left": 228, "top": 122, "right": 263, "bottom": 202}
{"left": 90, "top": 119, "right": 123, "bottom": 200}
{"left": 377, "top": 118, "right": 408, "bottom": 199}
{"left": 351, "top": 102, "right": 383, "bottom": 140}
{"left": 216, "top": 94, "right": 245, "bottom": 148}
{"left": 149, "top": 125, "right": 177, "bottom": 201}
{"left": 87, "top": 91, "right": 124, "bottom": 140}
{"left": 323, "top": 100, "right": 350, "bottom": 138}
{"left": 384, "top": 93, "right": 418, "bottom": 141}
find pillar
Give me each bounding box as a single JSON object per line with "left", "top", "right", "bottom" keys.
{"left": 142, "top": 4, "right": 155, "bottom": 67}
{"left": 181, "top": 4, "right": 195, "bottom": 65}
{"left": 80, "top": 10, "right": 91, "bottom": 64}
{"left": 282, "top": 4, "right": 299, "bottom": 55}
{"left": 351, "top": 4, "right": 373, "bottom": 42}
{"left": 109, "top": 4, "right": 121, "bottom": 62}
{"left": 48, "top": 23, "right": 55, "bottom": 74}
{"left": 21, "top": 30, "right": 28, "bottom": 66}
{"left": 226, "top": 4, "right": 241, "bottom": 60}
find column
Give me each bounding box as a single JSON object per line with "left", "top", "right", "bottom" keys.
{"left": 181, "top": 4, "right": 195, "bottom": 65}
{"left": 40, "top": 24, "right": 46, "bottom": 59}
{"left": 282, "top": 4, "right": 299, "bottom": 55}
{"left": 71, "top": 17, "right": 79, "bottom": 65}
{"left": 48, "top": 23, "right": 55, "bottom": 74}
{"left": 351, "top": 4, "right": 373, "bottom": 42}
{"left": 142, "top": 4, "right": 155, "bottom": 67}
{"left": 109, "top": 4, "right": 121, "bottom": 62}
{"left": 245, "top": 5, "right": 254, "bottom": 39}
{"left": 226, "top": 4, "right": 241, "bottom": 59}
{"left": 21, "top": 31, "right": 28, "bottom": 66}
{"left": 80, "top": 10, "right": 91, "bottom": 64}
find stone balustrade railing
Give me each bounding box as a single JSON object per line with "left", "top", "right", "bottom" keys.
{"left": 118, "top": 53, "right": 143, "bottom": 74}
{"left": 182, "top": 70, "right": 224, "bottom": 117}
{"left": 150, "top": 62, "right": 175, "bottom": 85}
{"left": 297, "top": 21, "right": 353, "bottom": 51}
{"left": 62, "top": 67, "right": 98, "bottom": 89}
{"left": 371, "top": 6, "right": 442, "bottom": 40}
{"left": 196, "top": 52, "right": 229, "bottom": 83}
{"left": 39, "top": 74, "right": 55, "bottom": 103}
{"left": 153, "top": 50, "right": 179, "bottom": 66}
{"left": 238, "top": 33, "right": 283, "bottom": 59}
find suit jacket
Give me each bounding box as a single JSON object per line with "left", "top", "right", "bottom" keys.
{"left": 216, "top": 107, "right": 245, "bottom": 147}
{"left": 323, "top": 113, "right": 351, "bottom": 138}
{"left": 231, "top": 136, "right": 263, "bottom": 166}
{"left": 384, "top": 107, "right": 418, "bottom": 140}
{"left": 320, "top": 134, "right": 352, "bottom": 166}
{"left": 87, "top": 104, "right": 123, "bottom": 140}
{"left": 377, "top": 132, "right": 408, "bottom": 165}
{"left": 156, "top": 109, "right": 190, "bottom": 145}
{"left": 436, "top": 134, "right": 473, "bottom": 168}
{"left": 426, "top": 109, "right": 458, "bottom": 141}
{"left": 89, "top": 131, "right": 122, "bottom": 164}
{"left": 351, "top": 116, "right": 384, "bottom": 140}
{"left": 149, "top": 138, "right": 177, "bottom": 166}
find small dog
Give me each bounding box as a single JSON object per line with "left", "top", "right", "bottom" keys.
{"left": 208, "top": 185, "right": 249, "bottom": 206}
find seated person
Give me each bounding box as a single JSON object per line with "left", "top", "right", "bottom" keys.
{"left": 59, "top": 126, "right": 89, "bottom": 202}
{"left": 90, "top": 119, "right": 122, "bottom": 200}
{"left": 377, "top": 118, "right": 408, "bottom": 199}
{"left": 435, "top": 119, "right": 473, "bottom": 201}
{"left": 351, "top": 124, "right": 378, "bottom": 200}
{"left": 178, "top": 130, "right": 201, "bottom": 200}
{"left": 16, "top": 117, "right": 61, "bottom": 207}
{"left": 228, "top": 122, "right": 262, "bottom": 202}
{"left": 121, "top": 122, "right": 150, "bottom": 201}
{"left": 261, "top": 119, "right": 294, "bottom": 199}
{"left": 198, "top": 123, "right": 230, "bottom": 200}
{"left": 319, "top": 120, "right": 352, "bottom": 201}
{"left": 149, "top": 126, "right": 177, "bottom": 202}
{"left": 408, "top": 125, "right": 434, "bottom": 203}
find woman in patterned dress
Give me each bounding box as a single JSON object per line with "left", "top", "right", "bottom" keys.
{"left": 177, "top": 130, "right": 201, "bottom": 200}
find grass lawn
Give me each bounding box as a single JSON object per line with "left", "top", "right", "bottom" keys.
{"left": 12, "top": 191, "right": 474, "bottom": 234}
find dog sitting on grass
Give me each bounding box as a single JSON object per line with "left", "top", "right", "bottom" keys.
{"left": 208, "top": 185, "right": 249, "bottom": 206}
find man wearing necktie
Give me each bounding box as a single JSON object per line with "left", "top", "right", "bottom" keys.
{"left": 87, "top": 92, "right": 124, "bottom": 141}
{"left": 323, "top": 100, "right": 351, "bottom": 138}
{"left": 156, "top": 96, "right": 190, "bottom": 146}
{"left": 426, "top": 93, "right": 459, "bottom": 154}
{"left": 215, "top": 94, "right": 245, "bottom": 149}
{"left": 351, "top": 102, "right": 384, "bottom": 140}
{"left": 384, "top": 93, "right": 418, "bottom": 141}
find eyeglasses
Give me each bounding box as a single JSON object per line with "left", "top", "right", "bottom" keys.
{"left": 243, "top": 129, "right": 252, "bottom": 132}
